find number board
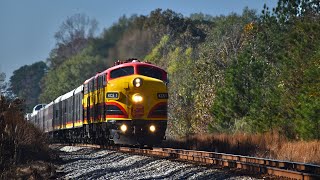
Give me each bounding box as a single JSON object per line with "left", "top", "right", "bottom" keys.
{"left": 106, "top": 92, "right": 119, "bottom": 99}
{"left": 157, "top": 93, "right": 168, "bottom": 99}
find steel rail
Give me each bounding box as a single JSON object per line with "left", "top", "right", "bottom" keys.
{"left": 58, "top": 143, "right": 320, "bottom": 180}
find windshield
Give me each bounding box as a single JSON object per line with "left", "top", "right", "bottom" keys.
{"left": 110, "top": 66, "right": 134, "bottom": 79}
{"left": 137, "top": 66, "right": 166, "bottom": 81}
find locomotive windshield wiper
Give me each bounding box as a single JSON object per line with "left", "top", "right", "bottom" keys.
{"left": 120, "top": 68, "right": 129, "bottom": 75}
{"left": 120, "top": 67, "right": 133, "bottom": 76}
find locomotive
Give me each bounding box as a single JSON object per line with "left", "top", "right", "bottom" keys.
{"left": 28, "top": 59, "right": 168, "bottom": 146}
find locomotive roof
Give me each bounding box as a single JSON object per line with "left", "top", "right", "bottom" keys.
{"left": 83, "top": 60, "right": 165, "bottom": 84}
{"left": 74, "top": 84, "right": 83, "bottom": 94}
{"left": 54, "top": 95, "right": 63, "bottom": 103}
{"left": 61, "top": 88, "right": 75, "bottom": 101}
{"left": 106, "top": 61, "right": 164, "bottom": 72}
{"left": 45, "top": 101, "right": 54, "bottom": 108}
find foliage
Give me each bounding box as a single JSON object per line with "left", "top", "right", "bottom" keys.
{"left": 166, "top": 47, "right": 197, "bottom": 137}
{"left": 9, "top": 62, "right": 47, "bottom": 112}
{"left": 279, "top": 13, "right": 320, "bottom": 140}
{"left": 11, "top": 1, "right": 320, "bottom": 140}
{"left": 209, "top": 0, "right": 320, "bottom": 139}
{"left": 48, "top": 13, "right": 98, "bottom": 69}
{"left": 40, "top": 48, "right": 105, "bottom": 102}
{"left": 0, "top": 72, "right": 7, "bottom": 96}
{"left": 194, "top": 8, "right": 258, "bottom": 133}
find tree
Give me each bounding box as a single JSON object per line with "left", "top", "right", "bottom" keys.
{"left": 0, "top": 72, "right": 5, "bottom": 96}
{"left": 193, "top": 8, "right": 258, "bottom": 133}
{"left": 9, "top": 62, "right": 47, "bottom": 112}
{"left": 274, "top": 0, "right": 320, "bottom": 23}
{"left": 189, "top": 13, "right": 215, "bottom": 21}
{"left": 166, "top": 47, "right": 197, "bottom": 137}
{"left": 40, "top": 48, "right": 105, "bottom": 102}
{"left": 277, "top": 13, "right": 320, "bottom": 139}
{"left": 208, "top": 0, "right": 320, "bottom": 138}
{"left": 90, "top": 15, "right": 131, "bottom": 59}
{"left": 48, "top": 13, "right": 98, "bottom": 69}
{"left": 293, "top": 48, "right": 320, "bottom": 139}
{"left": 54, "top": 13, "right": 98, "bottom": 45}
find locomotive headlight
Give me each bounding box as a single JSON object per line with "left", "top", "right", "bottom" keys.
{"left": 120, "top": 124, "right": 127, "bottom": 132}
{"left": 132, "top": 94, "right": 143, "bottom": 103}
{"left": 149, "top": 125, "right": 156, "bottom": 132}
{"left": 133, "top": 78, "right": 143, "bottom": 87}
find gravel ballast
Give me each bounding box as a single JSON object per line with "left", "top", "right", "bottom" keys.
{"left": 55, "top": 146, "right": 261, "bottom": 180}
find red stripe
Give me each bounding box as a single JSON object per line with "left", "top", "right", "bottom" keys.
{"left": 106, "top": 102, "right": 128, "bottom": 118}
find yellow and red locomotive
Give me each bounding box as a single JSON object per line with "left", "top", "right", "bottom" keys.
{"left": 29, "top": 59, "right": 168, "bottom": 146}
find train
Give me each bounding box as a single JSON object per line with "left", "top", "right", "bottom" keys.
{"left": 27, "top": 59, "right": 168, "bottom": 146}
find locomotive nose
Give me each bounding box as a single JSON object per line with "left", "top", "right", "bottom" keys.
{"left": 133, "top": 78, "right": 143, "bottom": 87}
{"left": 132, "top": 93, "right": 143, "bottom": 103}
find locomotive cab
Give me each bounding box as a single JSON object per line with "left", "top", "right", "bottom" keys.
{"left": 95, "top": 60, "right": 169, "bottom": 146}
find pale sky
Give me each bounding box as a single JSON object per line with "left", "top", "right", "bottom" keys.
{"left": 0, "top": 0, "right": 277, "bottom": 81}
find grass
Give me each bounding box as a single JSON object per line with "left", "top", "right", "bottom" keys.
{"left": 163, "top": 133, "right": 320, "bottom": 165}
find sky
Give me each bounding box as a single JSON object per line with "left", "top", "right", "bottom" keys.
{"left": 0, "top": 0, "right": 278, "bottom": 82}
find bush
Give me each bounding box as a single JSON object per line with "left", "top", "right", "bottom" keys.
{"left": 0, "top": 96, "right": 49, "bottom": 175}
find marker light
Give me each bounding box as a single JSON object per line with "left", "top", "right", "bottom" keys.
{"left": 120, "top": 124, "right": 127, "bottom": 132}
{"left": 149, "top": 125, "right": 156, "bottom": 132}
{"left": 132, "top": 94, "right": 143, "bottom": 103}
{"left": 133, "top": 78, "right": 143, "bottom": 87}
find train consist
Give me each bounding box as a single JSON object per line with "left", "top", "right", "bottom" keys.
{"left": 27, "top": 59, "right": 168, "bottom": 146}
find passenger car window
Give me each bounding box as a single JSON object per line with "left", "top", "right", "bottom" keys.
{"left": 110, "top": 66, "right": 134, "bottom": 79}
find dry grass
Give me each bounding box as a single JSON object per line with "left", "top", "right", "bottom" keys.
{"left": 0, "top": 96, "right": 53, "bottom": 178}
{"left": 275, "top": 141, "right": 320, "bottom": 164}
{"left": 163, "top": 133, "right": 320, "bottom": 165}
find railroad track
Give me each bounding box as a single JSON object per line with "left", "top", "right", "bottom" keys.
{"left": 59, "top": 143, "right": 320, "bottom": 180}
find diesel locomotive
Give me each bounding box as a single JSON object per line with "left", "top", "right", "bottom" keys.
{"left": 28, "top": 59, "right": 168, "bottom": 146}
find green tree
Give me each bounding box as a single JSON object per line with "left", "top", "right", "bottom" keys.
{"left": 293, "top": 49, "right": 320, "bottom": 139}
{"left": 90, "top": 15, "right": 131, "bottom": 59}
{"left": 9, "top": 62, "right": 47, "bottom": 112}
{"left": 166, "top": 47, "right": 197, "bottom": 137}
{"left": 40, "top": 48, "right": 105, "bottom": 102}
{"left": 278, "top": 15, "right": 320, "bottom": 139}
{"left": 194, "top": 8, "right": 258, "bottom": 133}
{"left": 208, "top": 0, "right": 320, "bottom": 139}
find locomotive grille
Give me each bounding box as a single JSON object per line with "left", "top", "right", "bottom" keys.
{"left": 149, "top": 104, "right": 167, "bottom": 117}
{"left": 106, "top": 105, "right": 124, "bottom": 115}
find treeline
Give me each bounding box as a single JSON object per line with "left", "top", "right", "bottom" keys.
{"left": 7, "top": 0, "right": 320, "bottom": 140}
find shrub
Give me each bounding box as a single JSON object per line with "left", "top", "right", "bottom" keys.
{"left": 0, "top": 96, "right": 49, "bottom": 174}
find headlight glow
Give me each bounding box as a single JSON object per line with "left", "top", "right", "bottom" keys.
{"left": 120, "top": 124, "right": 127, "bottom": 132}
{"left": 149, "top": 125, "right": 156, "bottom": 132}
{"left": 133, "top": 78, "right": 143, "bottom": 87}
{"left": 132, "top": 94, "right": 143, "bottom": 103}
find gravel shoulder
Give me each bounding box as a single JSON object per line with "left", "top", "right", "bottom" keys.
{"left": 52, "top": 145, "right": 263, "bottom": 180}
